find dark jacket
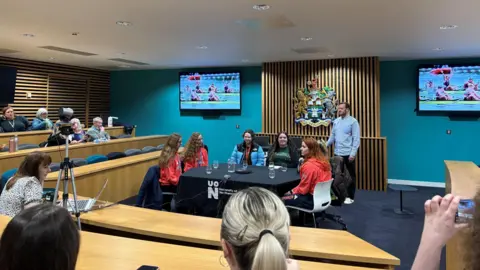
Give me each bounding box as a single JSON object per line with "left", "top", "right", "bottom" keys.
{"left": 136, "top": 165, "right": 163, "bottom": 210}
{"left": 266, "top": 146, "right": 299, "bottom": 168}
{"left": 0, "top": 116, "right": 30, "bottom": 132}
{"left": 330, "top": 156, "right": 353, "bottom": 203}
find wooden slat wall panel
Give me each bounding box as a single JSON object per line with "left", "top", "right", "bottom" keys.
{"left": 261, "top": 57, "right": 386, "bottom": 191}
{"left": 0, "top": 57, "right": 110, "bottom": 126}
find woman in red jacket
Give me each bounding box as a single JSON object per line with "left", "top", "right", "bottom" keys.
{"left": 158, "top": 133, "right": 182, "bottom": 193}
{"left": 283, "top": 138, "right": 332, "bottom": 210}
{"left": 182, "top": 132, "right": 208, "bottom": 172}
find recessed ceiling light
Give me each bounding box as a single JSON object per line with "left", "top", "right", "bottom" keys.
{"left": 22, "top": 34, "right": 35, "bottom": 37}
{"left": 253, "top": 4, "right": 270, "bottom": 11}
{"left": 433, "top": 47, "right": 443, "bottom": 51}
{"left": 301, "top": 37, "right": 313, "bottom": 41}
{"left": 118, "top": 65, "right": 131, "bottom": 68}
{"left": 241, "top": 59, "right": 250, "bottom": 63}
{"left": 49, "top": 57, "right": 55, "bottom": 60}
{"left": 116, "top": 21, "right": 132, "bottom": 26}
{"left": 440, "top": 25, "right": 458, "bottom": 30}
{"left": 196, "top": 46, "right": 208, "bottom": 49}
{"left": 327, "top": 54, "right": 335, "bottom": 57}
{"left": 71, "top": 32, "right": 80, "bottom": 36}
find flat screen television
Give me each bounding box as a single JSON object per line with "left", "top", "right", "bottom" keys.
{"left": 418, "top": 64, "right": 480, "bottom": 112}
{"left": 179, "top": 72, "right": 241, "bottom": 111}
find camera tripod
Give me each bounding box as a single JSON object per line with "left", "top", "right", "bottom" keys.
{"left": 52, "top": 137, "right": 82, "bottom": 229}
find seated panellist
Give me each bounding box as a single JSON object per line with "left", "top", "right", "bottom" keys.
{"left": 86, "top": 117, "right": 110, "bottom": 141}
{"left": 182, "top": 132, "right": 208, "bottom": 172}
{"left": 266, "top": 131, "right": 299, "bottom": 168}
{"left": 231, "top": 129, "right": 264, "bottom": 166}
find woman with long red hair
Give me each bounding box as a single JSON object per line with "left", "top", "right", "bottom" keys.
{"left": 182, "top": 132, "right": 208, "bottom": 172}
{"left": 158, "top": 133, "right": 182, "bottom": 193}
{"left": 283, "top": 138, "right": 332, "bottom": 210}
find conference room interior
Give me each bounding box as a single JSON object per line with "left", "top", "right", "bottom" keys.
{"left": 0, "top": 1, "right": 479, "bottom": 269}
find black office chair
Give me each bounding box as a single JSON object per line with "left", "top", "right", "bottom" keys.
{"left": 255, "top": 136, "right": 271, "bottom": 153}
{"left": 125, "top": 149, "right": 142, "bottom": 157}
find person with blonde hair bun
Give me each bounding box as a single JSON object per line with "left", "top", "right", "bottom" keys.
{"left": 220, "top": 187, "right": 299, "bottom": 270}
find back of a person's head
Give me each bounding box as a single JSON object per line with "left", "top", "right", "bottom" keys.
{"left": 0, "top": 204, "right": 80, "bottom": 270}
{"left": 221, "top": 187, "right": 290, "bottom": 270}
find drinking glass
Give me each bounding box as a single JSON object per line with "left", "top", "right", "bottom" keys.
{"left": 280, "top": 163, "right": 287, "bottom": 172}
{"left": 213, "top": 160, "right": 219, "bottom": 169}
{"left": 205, "top": 164, "right": 213, "bottom": 175}
{"left": 268, "top": 167, "right": 275, "bottom": 179}
{"left": 242, "top": 160, "right": 248, "bottom": 170}
{"left": 227, "top": 159, "right": 235, "bottom": 173}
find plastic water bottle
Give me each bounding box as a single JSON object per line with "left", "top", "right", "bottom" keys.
{"left": 14, "top": 135, "right": 18, "bottom": 151}
{"left": 268, "top": 166, "right": 275, "bottom": 179}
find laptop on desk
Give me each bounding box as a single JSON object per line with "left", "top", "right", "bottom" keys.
{"left": 67, "top": 179, "right": 109, "bottom": 213}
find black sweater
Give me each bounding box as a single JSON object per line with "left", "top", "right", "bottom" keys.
{"left": 0, "top": 116, "right": 30, "bottom": 132}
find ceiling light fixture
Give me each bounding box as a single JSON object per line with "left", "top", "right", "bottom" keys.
{"left": 440, "top": 25, "right": 458, "bottom": 30}
{"left": 196, "top": 46, "right": 208, "bottom": 49}
{"left": 253, "top": 4, "right": 270, "bottom": 11}
{"left": 49, "top": 57, "right": 55, "bottom": 60}
{"left": 118, "top": 65, "right": 131, "bottom": 68}
{"left": 301, "top": 37, "right": 313, "bottom": 41}
{"left": 116, "top": 21, "right": 132, "bottom": 26}
{"left": 327, "top": 54, "right": 335, "bottom": 57}
{"left": 241, "top": 59, "right": 250, "bottom": 63}
{"left": 433, "top": 47, "right": 443, "bottom": 51}
{"left": 22, "top": 34, "right": 35, "bottom": 37}
{"left": 71, "top": 32, "right": 80, "bottom": 36}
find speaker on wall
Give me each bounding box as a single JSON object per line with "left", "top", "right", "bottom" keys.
{"left": 0, "top": 66, "right": 17, "bottom": 105}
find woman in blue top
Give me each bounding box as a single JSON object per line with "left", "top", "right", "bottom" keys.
{"left": 68, "top": 118, "right": 86, "bottom": 144}
{"left": 31, "top": 108, "right": 53, "bottom": 131}
{"left": 230, "top": 129, "right": 264, "bottom": 166}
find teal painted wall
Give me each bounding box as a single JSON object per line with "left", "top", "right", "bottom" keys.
{"left": 380, "top": 59, "right": 480, "bottom": 183}
{"left": 110, "top": 66, "right": 262, "bottom": 162}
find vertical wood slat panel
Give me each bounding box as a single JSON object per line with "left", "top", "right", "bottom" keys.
{"left": 260, "top": 57, "right": 385, "bottom": 191}
{"left": 0, "top": 56, "right": 110, "bottom": 127}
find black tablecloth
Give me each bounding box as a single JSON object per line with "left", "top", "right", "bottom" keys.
{"left": 176, "top": 164, "right": 300, "bottom": 217}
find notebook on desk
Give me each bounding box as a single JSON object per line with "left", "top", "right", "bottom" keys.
{"left": 67, "top": 179, "right": 109, "bottom": 213}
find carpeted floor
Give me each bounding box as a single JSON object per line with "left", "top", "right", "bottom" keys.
{"left": 120, "top": 186, "right": 446, "bottom": 270}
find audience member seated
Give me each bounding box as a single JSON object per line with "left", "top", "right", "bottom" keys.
{"left": 86, "top": 117, "right": 110, "bottom": 141}
{"left": 182, "top": 132, "right": 208, "bottom": 172}
{"left": 266, "top": 131, "right": 299, "bottom": 168}
{"left": 158, "top": 133, "right": 182, "bottom": 194}
{"left": 0, "top": 204, "right": 80, "bottom": 270}
{"left": 31, "top": 108, "right": 53, "bottom": 131}
{"left": 231, "top": 129, "right": 265, "bottom": 166}
{"left": 68, "top": 118, "right": 86, "bottom": 144}
{"left": 282, "top": 138, "right": 331, "bottom": 210}
{"left": 412, "top": 193, "right": 473, "bottom": 270}
{"left": 0, "top": 106, "right": 30, "bottom": 133}
{"left": 0, "top": 152, "right": 52, "bottom": 217}
{"left": 221, "top": 187, "right": 299, "bottom": 270}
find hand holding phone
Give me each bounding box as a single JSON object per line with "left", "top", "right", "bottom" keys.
{"left": 455, "top": 199, "right": 475, "bottom": 223}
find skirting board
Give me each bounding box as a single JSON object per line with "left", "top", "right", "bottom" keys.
{"left": 388, "top": 179, "right": 445, "bottom": 188}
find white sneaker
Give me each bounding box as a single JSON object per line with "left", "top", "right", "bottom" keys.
{"left": 344, "top": 198, "right": 354, "bottom": 204}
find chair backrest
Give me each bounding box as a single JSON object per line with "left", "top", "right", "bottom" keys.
{"left": 106, "top": 152, "right": 127, "bottom": 160}
{"left": 312, "top": 179, "right": 334, "bottom": 212}
{"left": 1, "top": 168, "right": 18, "bottom": 190}
{"left": 290, "top": 137, "right": 302, "bottom": 149}
{"left": 117, "top": 134, "right": 132, "bottom": 139}
{"left": 18, "top": 144, "right": 40, "bottom": 150}
{"left": 70, "top": 158, "right": 87, "bottom": 167}
{"left": 156, "top": 144, "right": 164, "bottom": 150}
{"left": 255, "top": 136, "right": 270, "bottom": 147}
{"left": 125, "top": 149, "right": 142, "bottom": 157}
{"left": 142, "top": 146, "right": 157, "bottom": 153}
{"left": 86, "top": 154, "right": 108, "bottom": 165}
{"left": 49, "top": 163, "right": 61, "bottom": 172}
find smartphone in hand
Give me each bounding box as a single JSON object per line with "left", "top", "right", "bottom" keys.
{"left": 455, "top": 199, "right": 475, "bottom": 223}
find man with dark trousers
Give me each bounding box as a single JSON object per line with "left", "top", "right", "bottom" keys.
{"left": 327, "top": 102, "right": 360, "bottom": 204}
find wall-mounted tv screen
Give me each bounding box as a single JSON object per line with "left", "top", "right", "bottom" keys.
{"left": 418, "top": 64, "right": 480, "bottom": 112}
{"left": 180, "top": 72, "right": 241, "bottom": 110}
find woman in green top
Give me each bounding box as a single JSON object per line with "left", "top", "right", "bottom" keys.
{"left": 266, "top": 131, "right": 299, "bottom": 168}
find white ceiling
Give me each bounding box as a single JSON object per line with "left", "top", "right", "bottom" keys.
{"left": 0, "top": 0, "right": 479, "bottom": 70}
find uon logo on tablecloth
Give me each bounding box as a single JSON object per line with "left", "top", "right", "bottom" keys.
{"left": 208, "top": 180, "right": 219, "bottom": 199}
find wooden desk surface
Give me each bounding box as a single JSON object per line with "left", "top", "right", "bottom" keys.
{"left": 445, "top": 161, "right": 480, "bottom": 270}
{"left": 81, "top": 204, "right": 400, "bottom": 268}
{"left": 0, "top": 135, "right": 167, "bottom": 174}
{"left": 0, "top": 215, "right": 378, "bottom": 270}
{"left": 0, "top": 126, "right": 135, "bottom": 146}
{"left": 44, "top": 152, "right": 161, "bottom": 202}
